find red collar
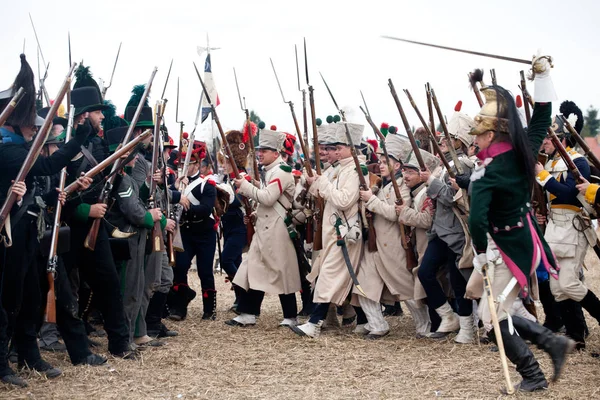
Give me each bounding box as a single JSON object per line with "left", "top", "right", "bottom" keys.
{"left": 477, "top": 142, "right": 512, "bottom": 161}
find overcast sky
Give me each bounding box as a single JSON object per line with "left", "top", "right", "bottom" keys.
{"left": 2, "top": 0, "right": 600, "bottom": 147}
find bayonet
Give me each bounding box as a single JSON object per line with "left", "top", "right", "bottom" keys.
{"left": 234, "top": 67, "right": 260, "bottom": 180}
{"left": 381, "top": 35, "right": 531, "bottom": 65}
{"left": 161, "top": 58, "right": 173, "bottom": 100}
{"left": 296, "top": 45, "right": 309, "bottom": 152}
{"left": 270, "top": 58, "right": 287, "bottom": 103}
{"left": 233, "top": 67, "right": 244, "bottom": 110}
{"left": 68, "top": 32, "right": 72, "bottom": 67}
{"left": 360, "top": 90, "right": 371, "bottom": 118}
{"left": 100, "top": 42, "right": 122, "bottom": 99}
{"left": 490, "top": 69, "right": 497, "bottom": 86}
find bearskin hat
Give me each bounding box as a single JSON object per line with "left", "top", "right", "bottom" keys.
{"left": 559, "top": 100, "right": 584, "bottom": 134}
{"left": 0, "top": 54, "right": 37, "bottom": 127}
{"left": 218, "top": 130, "right": 249, "bottom": 169}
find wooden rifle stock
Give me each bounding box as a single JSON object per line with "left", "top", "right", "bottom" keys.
{"left": 561, "top": 115, "right": 600, "bottom": 172}
{"left": 244, "top": 110, "right": 260, "bottom": 183}
{"left": 64, "top": 131, "right": 151, "bottom": 194}
{"left": 0, "top": 87, "right": 26, "bottom": 127}
{"left": 419, "top": 88, "right": 455, "bottom": 176}
{"left": 359, "top": 105, "right": 416, "bottom": 269}
{"left": 84, "top": 68, "right": 157, "bottom": 250}
{"left": 149, "top": 102, "right": 166, "bottom": 252}
{"left": 44, "top": 105, "right": 75, "bottom": 323}
{"left": 0, "top": 64, "right": 76, "bottom": 239}
{"left": 308, "top": 85, "right": 324, "bottom": 251}
{"left": 388, "top": 82, "right": 425, "bottom": 170}
{"left": 468, "top": 73, "right": 484, "bottom": 107}
{"left": 430, "top": 87, "right": 465, "bottom": 175}
{"left": 519, "top": 71, "right": 532, "bottom": 125}
{"left": 547, "top": 127, "right": 583, "bottom": 183}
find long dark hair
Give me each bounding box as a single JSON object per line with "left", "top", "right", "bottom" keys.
{"left": 492, "top": 85, "right": 536, "bottom": 193}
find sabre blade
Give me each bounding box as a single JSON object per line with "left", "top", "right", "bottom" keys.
{"left": 381, "top": 35, "right": 531, "bottom": 65}
{"left": 270, "top": 58, "right": 287, "bottom": 103}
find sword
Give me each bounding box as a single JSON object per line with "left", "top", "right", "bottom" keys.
{"left": 381, "top": 35, "right": 531, "bottom": 65}
{"left": 100, "top": 42, "right": 122, "bottom": 99}
{"left": 334, "top": 217, "right": 366, "bottom": 296}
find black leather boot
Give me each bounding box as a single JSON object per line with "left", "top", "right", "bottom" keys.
{"left": 202, "top": 290, "right": 217, "bottom": 320}
{"left": 146, "top": 292, "right": 178, "bottom": 337}
{"left": 558, "top": 299, "right": 586, "bottom": 350}
{"left": 538, "top": 280, "right": 563, "bottom": 332}
{"left": 167, "top": 284, "right": 196, "bottom": 321}
{"left": 489, "top": 320, "right": 548, "bottom": 392}
{"left": 580, "top": 290, "right": 600, "bottom": 324}
{"left": 511, "top": 316, "right": 575, "bottom": 381}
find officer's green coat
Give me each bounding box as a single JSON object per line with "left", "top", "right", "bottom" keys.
{"left": 468, "top": 103, "right": 558, "bottom": 292}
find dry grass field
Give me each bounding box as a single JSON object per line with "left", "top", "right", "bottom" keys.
{"left": 1, "top": 253, "right": 599, "bottom": 399}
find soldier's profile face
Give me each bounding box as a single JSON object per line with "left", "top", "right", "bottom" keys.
{"left": 257, "top": 149, "right": 278, "bottom": 166}
{"left": 335, "top": 145, "right": 351, "bottom": 159}
{"left": 542, "top": 137, "right": 555, "bottom": 155}
{"left": 88, "top": 110, "right": 104, "bottom": 132}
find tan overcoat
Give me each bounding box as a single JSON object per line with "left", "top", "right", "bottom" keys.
{"left": 308, "top": 157, "right": 362, "bottom": 305}
{"left": 233, "top": 157, "right": 301, "bottom": 294}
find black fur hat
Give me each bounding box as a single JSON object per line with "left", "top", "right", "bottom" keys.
{"left": 0, "top": 54, "right": 37, "bottom": 127}
{"left": 559, "top": 100, "right": 584, "bottom": 134}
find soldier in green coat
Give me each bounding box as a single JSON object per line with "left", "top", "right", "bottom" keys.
{"left": 467, "top": 55, "right": 574, "bottom": 392}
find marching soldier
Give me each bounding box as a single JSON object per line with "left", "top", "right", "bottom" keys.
{"left": 226, "top": 128, "right": 301, "bottom": 327}
{"left": 63, "top": 70, "right": 132, "bottom": 358}
{"left": 536, "top": 100, "right": 600, "bottom": 350}
{"left": 354, "top": 133, "right": 412, "bottom": 339}
{"left": 0, "top": 55, "right": 98, "bottom": 384}
{"left": 292, "top": 121, "right": 365, "bottom": 338}
{"left": 468, "top": 58, "right": 574, "bottom": 392}
{"left": 396, "top": 148, "right": 440, "bottom": 337}
{"left": 416, "top": 103, "right": 476, "bottom": 343}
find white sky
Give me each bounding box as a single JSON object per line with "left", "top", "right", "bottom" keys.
{"left": 2, "top": 0, "right": 600, "bottom": 147}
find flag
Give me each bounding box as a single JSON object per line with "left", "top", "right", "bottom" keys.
{"left": 201, "top": 53, "right": 220, "bottom": 123}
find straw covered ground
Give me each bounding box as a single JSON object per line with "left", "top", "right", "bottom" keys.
{"left": 1, "top": 253, "right": 599, "bottom": 400}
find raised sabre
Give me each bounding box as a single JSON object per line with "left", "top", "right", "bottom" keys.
{"left": 381, "top": 35, "right": 531, "bottom": 65}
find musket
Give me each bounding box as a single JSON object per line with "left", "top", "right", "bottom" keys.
{"left": 467, "top": 73, "right": 484, "bottom": 108}
{"left": 296, "top": 45, "right": 310, "bottom": 153}
{"left": 490, "top": 69, "right": 497, "bottom": 86}
{"left": 100, "top": 42, "right": 122, "bottom": 99}
{"left": 193, "top": 62, "right": 255, "bottom": 245}
{"left": 425, "top": 83, "right": 437, "bottom": 151}
{"left": 430, "top": 87, "right": 465, "bottom": 175}
{"left": 84, "top": 68, "right": 157, "bottom": 250}
{"left": 0, "top": 63, "right": 77, "bottom": 242}
{"left": 359, "top": 94, "right": 417, "bottom": 270}
{"left": 64, "top": 130, "right": 152, "bottom": 194}
{"left": 519, "top": 71, "right": 532, "bottom": 124}
{"left": 272, "top": 56, "right": 315, "bottom": 244}
{"left": 0, "top": 88, "right": 26, "bottom": 127}
{"left": 233, "top": 68, "right": 260, "bottom": 181}
{"left": 270, "top": 58, "right": 313, "bottom": 176}
{"left": 561, "top": 115, "right": 600, "bottom": 171}
{"left": 380, "top": 35, "right": 531, "bottom": 65}
{"left": 160, "top": 137, "right": 175, "bottom": 265}
{"left": 412, "top": 88, "right": 454, "bottom": 175}
{"left": 320, "top": 72, "right": 377, "bottom": 253}
{"left": 148, "top": 102, "right": 166, "bottom": 252}
{"left": 387, "top": 80, "right": 426, "bottom": 171}
{"left": 175, "top": 77, "right": 185, "bottom": 167}
{"left": 304, "top": 38, "right": 324, "bottom": 251}
{"left": 45, "top": 105, "right": 75, "bottom": 323}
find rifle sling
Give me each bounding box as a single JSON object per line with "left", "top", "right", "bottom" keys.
{"left": 76, "top": 143, "right": 97, "bottom": 176}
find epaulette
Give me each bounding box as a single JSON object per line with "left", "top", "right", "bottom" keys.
{"left": 357, "top": 165, "right": 368, "bottom": 176}
{"left": 279, "top": 164, "right": 292, "bottom": 173}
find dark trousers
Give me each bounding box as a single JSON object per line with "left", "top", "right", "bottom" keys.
{"left": 418, "top": 236, "right": 472, "bottom": 316}
{"left": 39, "top": 256, "right": 91, "bottom": 364}
{"left": 1, "top": 216, "right": 44, "bottom": 365}
{"left": 174, "top": 228, "right": 216, "bottom": 291}
{"left": 64, "top": 220, "right": 129, "bottom": 355}
{"left": 309, "top": 303, "right": 367, "bottom": 324}
{"left": 221, "top": 224, "right": 246, "bottom": 278}
{"left": 237, "top": 289, "right": 297, "bottom": 319}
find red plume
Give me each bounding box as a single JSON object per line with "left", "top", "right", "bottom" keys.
{"left": 183, "top": 132, "right": 189, "bottom": 139}
{"left": 270, "top": 125, "right": 277, "bottom": 131}
{"left": 516, "top": 95, "right": 523, "bottom": 108}
{"left": 380, "top": 122, "right": 389, "bottom": 130}
{"left": 367, "top": 138, "right": 378, "bottom": 152}
{"left": 454, "top": 101, "right": 462, "bottom": 112}
{"left": 242, "top": 121, "right": 258, "bottom": 143}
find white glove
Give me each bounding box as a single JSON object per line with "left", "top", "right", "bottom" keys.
{"left": 531, "top": 52, "right": 557, "bottom": 102}
{"left": 486, "top": 246, "right": 502, "bottom": 265}
{"left": 473, "top": 253, "right": 487, "bottom": 274}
